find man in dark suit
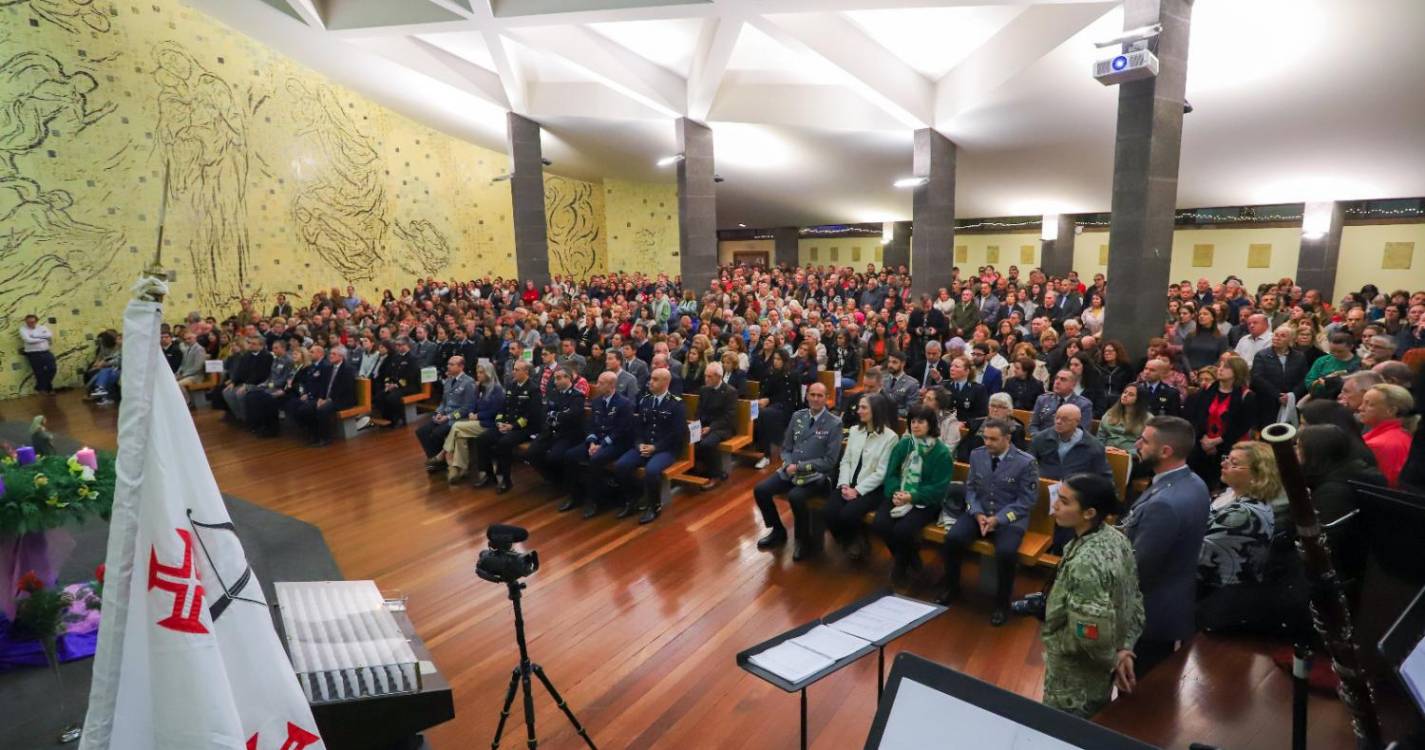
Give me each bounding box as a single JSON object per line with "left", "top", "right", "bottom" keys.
{"left": 293, "top": 346, "right": 356, "bottom": 446}
{"left": 1030, "top": 403, "right": 1114, "bottom": 552}
{"left": 1250, "top": 324, "right": 1310, "bottom": 422}
{"left": 373, "top": 337, "right": 420, "bottom": 428}
{"left": 612, "top": 368, "right": 689, "bottom": 524}
{"left": 1137, "top": 358, "right": 1182, "bottom": 417}
{"left": 695, "top": 362, "right": 738, "bottom": 488}
{"left": 908, "top": 340, "right": 950, "bottom": 390}
{"left": 562, "top": 371, "right": 634, "bottom": 518}
{"left": 474, "top": 360, "right": 541, "bottom": 494}
{"left": 222, "top": 335, "right": 274, "bottom": 424}
{"left": 1122, "top": 415, "right": 1211, "bottom": 675}
{"left": 969, "top": 343, "right": 1003, "bottom": 395}
{"left": 270, "top": 293, "right": 294, "bottom": 319}
{"left": 942, "top": 356, "right": 989, "bottom": 427}
{"left": 939, "top": 418, "right": 1038, "bottom": 625}
{"left": 908, "top": 296, "right": 948, "bottom": 351}
{"left": 528, "top": 367, "right": 586, "bottom": 507}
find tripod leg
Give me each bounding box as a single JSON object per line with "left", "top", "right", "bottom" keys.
{"left": 531, "top": 663, "right": 598, "bottom": 750}
{"left": 522, "top": 663, "right": 538, "bottom": 750}
{"left": 491, "top": 668, "right": 522, "bottom": 750}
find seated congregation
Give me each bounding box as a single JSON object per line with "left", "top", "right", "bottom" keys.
{"left": 41, "top": 261, "right": 1425, "bottom": 718}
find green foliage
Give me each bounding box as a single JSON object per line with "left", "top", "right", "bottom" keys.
{"left": 0, "top": 452, "right": 116, "bottom": 536}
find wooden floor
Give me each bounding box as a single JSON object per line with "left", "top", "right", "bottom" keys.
{"left": 5, "top": 391, "right": 1352, "bottom": 749}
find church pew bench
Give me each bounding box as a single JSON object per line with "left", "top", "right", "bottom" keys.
{"left": 339, "top": 378, "right": 373, "bottom": 440}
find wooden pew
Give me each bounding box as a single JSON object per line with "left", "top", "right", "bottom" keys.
{"left": 742, "top": 380, "right": 760, "bottom": 399}
{"left": 401, "top": 382, "right": 433, "bottom": 423}
{"left": 339, "top": 378, "right": 373, "bottom": 439}
{"left": 1010, "top": 409, "right": 1033, "bottom": 431}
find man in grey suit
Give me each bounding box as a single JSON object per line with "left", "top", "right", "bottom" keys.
{"left": 882, "top": 351, "right": 920, "bottom": 417}
{"left": 754, "top": 382, "right": 843, "bottom": 560}
{"left": 621, "top": 342, "right": 651, "bottom": 391}
{"left": 939, "top": 418, "right": 1038, "bottom": 626}
{"left": 1028, "top": 370, "right": 1095, "bottom": 435}
{"left": 1122, "top": 415, "right": 1210, "bottom": 675}
{"left": 605, "top": 349, "right": 640, "bottom": 402}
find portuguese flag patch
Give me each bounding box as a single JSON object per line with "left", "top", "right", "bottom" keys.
{"left": 1074, "top": 622, "right": 1100, "bottom": 641}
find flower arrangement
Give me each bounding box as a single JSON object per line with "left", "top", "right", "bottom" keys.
{"left": 11, "top": 570, "right": 76, "bottom": 641}
{"left": 0, "top": 445, "right": 116, "bottom": 536}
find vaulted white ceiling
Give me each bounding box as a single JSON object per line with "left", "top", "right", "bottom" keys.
{"left": 191, "top": 0, "right": 1425, "bottom": 229}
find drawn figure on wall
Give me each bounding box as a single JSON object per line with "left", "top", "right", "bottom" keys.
{"left": 632, "top": 226, "right": 668, "bottom": 269}
{"left": 286, "top": 78, "right": 388, "bottom": 282}
{"left": 152, "top": 41, "right": 252, "bottom": 309}
{"left": 0, "top": 51, "right": 114, "bottom": 173}
{"left": 545, "top": 178, "right": 600, "bottom": 280}
{"left": 392, "top": 218, "right": 451, "bottom": 276}
{"left": 0, "top": 0, "right": 112, "bottom": 34}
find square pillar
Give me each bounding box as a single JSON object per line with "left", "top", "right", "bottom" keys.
{"left": 910, "top": 129, "right": 956, "bottom": 297}
{"left": 773, "top": 227, "right": 799, "bottom": 268}
{"left": 882, "top": 221, "right": 912, "bottom": 272}
{"left": 1102, "top": 0, "right": 1193, "bottom": 356}
{"left": 677, "top": 118, "right": 718, "bottom": 296}
{"left": 1040, "top": 214, "right": 1077, "bottom": 279}
{"left": 507, "top": 113, "right": 549, "bottom": 287}
{"left": 1296, "top": 201, "right": 1345, "bottom": 300}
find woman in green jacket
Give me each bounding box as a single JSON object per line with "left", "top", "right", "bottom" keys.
{"left": 1041, "top": 473, "right": 1145, "bottom": 718}
{"left": 871, "top": 404, "right": 954, "bottom": 585}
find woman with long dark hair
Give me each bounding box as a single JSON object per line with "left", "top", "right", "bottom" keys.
{"left": 823, "top": 393, "right": 899, "bottom": 560}
{"left": 1182, "top": 307, "right": 1229, "bottom": 372}
{"left": 754, "top": 349, "right": 800, "bottom": 470}
{"left": 1186, "top": 354, "right": 1257, "bottom": 490}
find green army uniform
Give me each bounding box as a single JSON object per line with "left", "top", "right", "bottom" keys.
{"left": 1041, "top": 524, "right": 1145, "bottom": 718}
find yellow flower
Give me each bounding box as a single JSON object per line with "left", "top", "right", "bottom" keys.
{"left": 1, "top": 456, "right": 15, "bottom": 466}
{"left": 33, "top": 474, "right": 49, "bottom": 488}
{"left": 46, "top": 494, "right": 68, "bottom": 508}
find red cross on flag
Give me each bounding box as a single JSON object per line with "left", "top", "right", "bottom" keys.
{"left": 81, "top": 278, "right": 323, "bottom": 750}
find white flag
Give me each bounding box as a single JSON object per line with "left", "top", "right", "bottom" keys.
{"left": 82, "top": 279, "right": 323, "bottom": 750}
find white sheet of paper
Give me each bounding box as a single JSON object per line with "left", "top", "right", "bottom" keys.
{"left": 748, "top": 641, "right": 835, "bottom": 685}
{"left": 204, "top": 359, "right": 224, "bottom": 373}
{"left": 420, "top": 366, "right": 438, "bottom": 383}
{"left": 859, "top": 595, "right": 937, "bottom": 624}
{"left": 688, "top": 420, "right": 702, "bottom": 444}
{"left": 789, "top": 625, "right": 869, "bottom": 661}
{"left": 749, "top": 400, "right": 759, "bottom": 421}
{"left": 826, "top": 609, "right": 903, "bottom": 642}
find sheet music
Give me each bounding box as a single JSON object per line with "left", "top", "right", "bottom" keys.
{"left": 789, "top": 625, "right": 870, "bottom": 661}
{"left": 827, "top": 596, "right": 936, "bottom": 642}
{"left": 748, "top": 641, "right": 835, "bottom": 685}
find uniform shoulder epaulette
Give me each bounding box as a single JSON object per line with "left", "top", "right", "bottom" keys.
{"left": 669, "top": 394, "right": 683, "bottom": 402}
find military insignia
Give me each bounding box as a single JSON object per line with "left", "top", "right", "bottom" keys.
{"left": 1074, "top": 621, "right": 1099, "bottom": 641}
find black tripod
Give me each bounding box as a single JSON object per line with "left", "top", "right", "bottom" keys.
{"left": 490, "top": 579, "right": 597, "bottom": 750}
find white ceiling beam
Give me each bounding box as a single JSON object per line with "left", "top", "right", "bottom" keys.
{"left": 503, "top": 25, "right": 686, "bottom": 118}
{"left": 327, "top": 19, "right": 475, "bottom": 39}
{"left": 279, "top": 0, "right": 325, "bottom": 29}
{"left": 482, "top": 32, "right": 529, "bottom": 114}
{"left": 527, "top": 82, "right": 671, "bottom": 120}
{"left": 686, "top": 16, "right": 742, "bottom": 122}
{"left": 409, "top": 37, "right": 510, "bottom": 109}
{"left": 711, "top": 81, "right": 911, "bottom": 132}
{"left": 748, "top": 13, "right": 932, "bottom": 129}
{"left": 344, "top": 35, "right": 507, "bottom": 107}
{"left": 934, "top": 2, "right": 1116, "bottom": 127}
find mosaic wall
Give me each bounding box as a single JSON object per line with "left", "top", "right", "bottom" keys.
{"left": 0, "top": 0, "right": 621, "bottom": 397}
{"left": 604, "top": 178, "right": 680, "bottom": 277}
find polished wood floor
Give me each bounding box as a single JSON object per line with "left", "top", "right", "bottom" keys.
{"left": 4, "top": 391, "right": 1353, "bottom": 749}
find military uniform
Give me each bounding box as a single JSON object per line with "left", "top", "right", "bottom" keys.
{"left": 611, "top": 390, "right": 689, "bottom": 523}
{"left": 753, "top": 408, "right": 843, "bottom": 550}
{"left": 1041, "top": 524, "right": 1145, "bottom": 717}
{"left": 941, "top": 444, "right": 1038, "bottom": 612}
{"left": 1136, "top": 380, "right": 1181, "bottom": 417}
{"left": 416, "top": 372, "right": 476, "bottom": 459}
{"left": 375, "top": 349, "right": 420, "bottom": 425}
{"left": 475, "top": 376, "right": 542, "bottom": 490}
{"left": 528, "top": 385, "right": 586, "bottom": 502}
{"left": 882, "top": 371, "right": 920, "bottom": 417}
{"left": 561, "top": 393, "right": 634, "bottom": 516}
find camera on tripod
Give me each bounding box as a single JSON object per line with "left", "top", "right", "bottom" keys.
{"left": 476, "top": 524, "right": 539, "bottom": 584}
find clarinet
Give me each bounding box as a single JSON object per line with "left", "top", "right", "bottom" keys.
{"left": 1261, "top": 422, "right": 1384, "bottom": 748}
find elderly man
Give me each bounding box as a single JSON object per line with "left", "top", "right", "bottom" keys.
{"left": 474, "top": 360, "right": 541, "bottom": 494}
{"left": 372, "top": 337, "right": 420, "bottom": 428}
{"left": 1031, "top": 402, "right": 1114, "bottom": 551}
{"left": 939, "top": 418, "right": 1038, "bottom": 626}
{"left": 564, "top": 371, "right": 635, "bottom": 517}
{"left": 909, "top": 340, "right": 949, "bottom": 389}
{"left": 752, "top": 382, "right": 843, "bottom": 560}
{"left": 1124, "top": 416, "right": 1211, "bottom": 674}
{"left": 1029, "top": 370, "right": 1095, "bottom": 435}
{"left": 1338, "top": 370, "right": 1384, "bottom": 415}
{"left": 223, "top": 335, "right": 274, "bottom": 424}
{"left": 611, "top": 368, "right": 688, "bottom": 524}
{"left": 605, "top": 349, "right": 641, "bottom": 402}
{"left": 419, "top": 356, "right": 477, "bottom": 470}
{"left": 243, "top": 340, "right": 294, "bottom": 438}
{"left": 695, "top": 362, "right": 739, "bottom": 488}
{"left": 294, "top": 346, "right": 355, "bottom": 447}
{"left": 1233, "top": 314, "right": 1272, "bottom": 366}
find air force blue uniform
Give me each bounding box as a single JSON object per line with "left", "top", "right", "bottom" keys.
{"left": 612, "top": 391, "right": 689, "bottom": 521}
{"left": 941, "top": 445, "right": 1039, "bottom": 610}
{"left": 562, "top": 393, "right": 635, "bottom": 516}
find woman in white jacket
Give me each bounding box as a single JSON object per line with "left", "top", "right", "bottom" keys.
{"left": 822, "top": 392, "right": 899, "bottom": 560}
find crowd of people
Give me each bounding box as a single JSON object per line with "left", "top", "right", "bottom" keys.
{"left": 23, "top": 260, "right": 1425, "bottom": 719}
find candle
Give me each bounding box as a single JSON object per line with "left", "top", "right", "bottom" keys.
{"left": 15, "top": 446, "right": 35, "bottom": 466}
{"left": 75, "top": 447, "right": 98, "bottom": 470}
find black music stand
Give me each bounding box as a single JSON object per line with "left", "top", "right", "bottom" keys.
{"left": 735, "top": 590, "right": 945, "bottom": 749}
{"left": 864, "top": 652, "right": 1158, "bottom": 750}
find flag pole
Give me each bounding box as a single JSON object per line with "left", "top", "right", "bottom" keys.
{"left": 142, "top": 160, "right": 171, "bottom": 303}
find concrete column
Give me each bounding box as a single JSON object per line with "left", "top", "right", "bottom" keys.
{"left": 773, "top": 227, "right": 799, "bottom": 268}
{"left": 1102, "top": 0, "right": 1193, "bottom": 356}
{"left": 882, "top": 221, "right": 912, "bottom": 271}
{"left": 676, "top": 118, "right": 718, "bottom": 295}
{"left": 910, "top": 130, "right": 956, "bottom": 297}
{"left": 1040, "top": 214, "right": 1077, "bottom": 278}
{"left": 1296, "top": 201, "right": 1345, "bottom": 299}
{"left": 507, "top": 113, "right": 549, "bottom": 286}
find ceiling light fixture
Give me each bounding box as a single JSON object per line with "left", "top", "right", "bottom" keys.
{"left": 893, "top": 177, "right": 929, "bottom": 189}
{"left": 656, "top": 154, "right": 685, "bottom": 167}
{"left": 738, "top": 223, "right": 748, "bottom": 228}
{"left": 713, "top": 174, "right": 725, "bottom": 184}
{"left": 1041, "top": 214, "right": 1060, "bottom": 241}
{"left": 1302, "top": 201, "right": 1335, "bottom": 240}
{"left": 541, "top": 158, "right": 552, "bottom": 166}
{"left": 881, "top": 222, "right": 894, "bottom": 245}
{"left": 492, "top": 172, "right": 514, "bottom": 183}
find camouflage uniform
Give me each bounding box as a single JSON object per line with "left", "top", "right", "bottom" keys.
{"left": 1040, "top": 524, "right": 1145, "bottom": 718}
